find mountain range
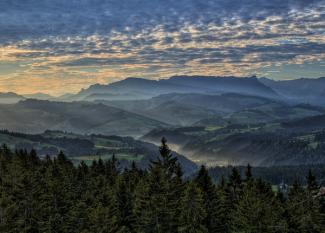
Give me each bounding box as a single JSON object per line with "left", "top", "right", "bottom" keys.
{"left": 260, "top": 77, "right": 325, "bottom": 106}
{"left": 65, "top": 76, "right": 280, "bottom": 102}
{"left": 1, "top": 75, "right": 325, "bottom": 168}
{"left": 63, "top": 76, "right": 325, "bottom": 107}
{"left": 3, "top": 76, "right": 325, "bottom": 106}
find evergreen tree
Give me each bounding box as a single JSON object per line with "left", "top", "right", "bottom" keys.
{"left": 245, "top": 163, "right": 252, "bottom": 181}
{"left": 307, "top": 169, "right": 319, "bottom": 193}
{"left": 178, "top": 182, "right": 207, "bottom": 233}
{"left": 195, "top": 165, "right": 224, "bottom": 232}
{"left": 286, "top": 180, "right": 323, "bottom": 233}
{"left": 230, "top": 180, "right": 286, "bottom": 233}
{"left": 0, "top": 143, "right": 324, "bottom": 232}
{"left": 134, "top": 138, "right": 180, "bottom": 233}
{"left": 66, "top": 201, "right": 89, "bottom": 232}
{"left": 226, "top": 167, "right": 243, "bottom": 210}
{"left": 133, "top": 179, "right": 152, "bottom": 232}
{"left": 228, "top": 167, "right": 242, "bottom": 193}
{"left": 114, "top": 176, "right": 135, "bottom": 232}
{"left": 214, "top": 186, "right": 232, "bottom": 233}
{"left": 88, "top": 202, "right": 120, "bottom": 233}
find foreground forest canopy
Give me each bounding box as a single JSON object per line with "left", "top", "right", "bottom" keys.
{"left": 0, "top": 139, "right": 324, "bottom": 233}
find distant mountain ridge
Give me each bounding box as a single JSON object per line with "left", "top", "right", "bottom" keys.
{"left": 260, "top": 77, "right": 325, "bottom": 106}
{"left": 4, "top": 76, "right": 325, "bottom": 106}
{"left": 66, "top": 76, "right": 325, "bottom": 107}
{"left": 0, "top": 92, "right": 25, "bottom": 104}
{"left": 23, "top": 92, "right": 54, "bottom": 100}
{"left": 0, "top": 92, "right": 53, "bottom": 104}
{"left": 68, "top": 76, "right": 281, "bottom": 102}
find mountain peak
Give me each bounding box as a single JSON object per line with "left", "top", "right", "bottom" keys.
{"left": 68, "top": 75, "right": 281, "bottom": 102}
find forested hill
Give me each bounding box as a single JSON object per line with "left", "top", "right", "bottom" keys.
{"left": 0, "top": 140, "right": 324, "bottom": 232}
{"left": 0, "top": 130, "right": 197, "bottom": 175}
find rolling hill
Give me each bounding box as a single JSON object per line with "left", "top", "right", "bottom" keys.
{"left": 0, "top": 130, "right": 197, "bottom": 175}
{"left": 102, "top": 93, "right": 324, "bottom": 126}
{"left": 101, "top": 92, "right": 276, "bottom": 125}
{"left": 0, "top": 99, "right": 166, "bottom": 137}
{"left": 142, "top": 120, "right": 325, "bottom": 167}
{"left": 282, "top": 114, "right": 325, "bottom": 130}
{"left": 228, "top": 103, "right": 325, "bottom": 124}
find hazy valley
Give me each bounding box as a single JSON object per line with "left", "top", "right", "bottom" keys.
{"left": 1, "top": 76, "right": 325, "bottom": 170}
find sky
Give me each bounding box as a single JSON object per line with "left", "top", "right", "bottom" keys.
{"left": 0, "top": 0, "right": 325, "bottom": 96}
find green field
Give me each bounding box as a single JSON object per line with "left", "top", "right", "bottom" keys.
{"left": 205, "top": 125, "right": 223, "bottom": 131}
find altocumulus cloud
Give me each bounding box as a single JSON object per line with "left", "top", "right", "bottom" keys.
{"left": 0, "top": 0, "right": 325, "bottom": 95}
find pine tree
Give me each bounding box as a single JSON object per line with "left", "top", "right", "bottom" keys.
{"left": 0, "top": 158, "right": 19, "bottom": 233}
{"left": 245, "top": 163, "right": 252, "bottom": 182}
{"left": 105, "top": 154, "right": 119, "bottom": 185}
{"left": 152, "top": 137, "right": 178, "bottom": 178}
{"left": 0, "top": 141, "right": 325, "bottom": 233}
{"left": 178, "top": 182, "right": 207, "bottom": 233}
{"left": 88, "top": 202, "right": 120, "bottom": 233}
{"left": 230, "top": 180, "right": 286, "bottom": 233}
{"left": 39, "top": 161, "right": 69, "bottom": 232}
{"left": 214, "top": 186, "right": 232, "bottom": 233}
{"left": 66, "top": 201, "right": 89, "bottom": 232}
{"left": 227, "top": 167, "right": 242, "bottom": 203}
{"left": 133, "top": 178, "right": 152, "bottom": 232}
{"left": 195, "top": 165, "right": 223, "bottom": 232}
{"left": 114, "top": 176, "right": 135, "bottom": 231}
{"left": 228, "top": 167, "right": 242, "bottom": 192}
{"left": 307, "top": 169, "right": 319, "bottom": 193}
{"left": 286, "top": 180, "right": 323, "bottom": 233}
{"left": 134, "top": 138, "right": 180, "bottom": 233}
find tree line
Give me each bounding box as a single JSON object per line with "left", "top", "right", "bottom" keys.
{"left": 0, "top": 138, "right": 324, "bottom": 233}
{"left": 208, "top": 164, "right": 325, "bottom": 186}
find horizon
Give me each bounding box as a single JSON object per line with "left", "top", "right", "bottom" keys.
{"left": 2, "top": 75, "right": 325, "bottom": 97}
{"left": 1, "top": 0, "right": 325, "bottom": 95}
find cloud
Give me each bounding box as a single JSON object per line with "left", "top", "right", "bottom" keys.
{"left": 0, "top": 0, "right": 325, "bottom": 94}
